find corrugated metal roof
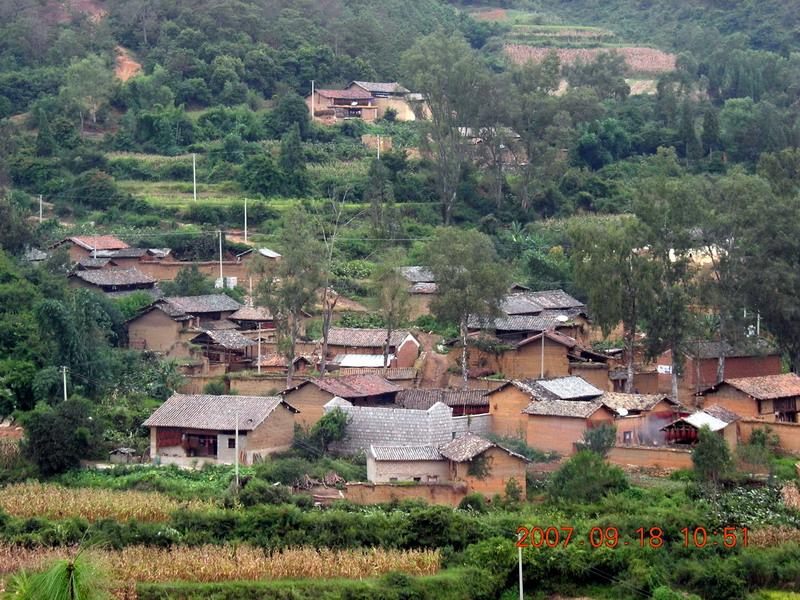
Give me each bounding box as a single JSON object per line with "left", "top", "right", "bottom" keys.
{"left": 370, "top": 445, "right": 442, "bottom": 461}
{"left": 143, "top": 393, "right": 296, "bottom": 430}
{"left": 702, "top": 404, "right": 741, "bottom": 424}
{"left": 724, "top": 373, "right": 800, "bottom": 400}
{"left": 331, "top": 354, "right": 396, "bottom": 368}
{"left": 684, "top": 411, "right": 728, "bottom": 432}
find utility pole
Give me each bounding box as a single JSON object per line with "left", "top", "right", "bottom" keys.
{"left": 257, "top": 322, "right": 262, "bottom": 375}
{"left": 192, "top": 153, "right": 197, "bottom": 202}
{"left": 218, "top": 230, "right": 223, "bottom": 286}
{"left": 38, "top": 194, "right": 43, "bottom": 223}
{"left": 234, "top": 410, "right": 239, "bottom": 491}
{"left": 61, "top": 366, "right": 68, "bottom": 402}
{"left": 377, "top": 135, "right": 381, "bottom": 160}
{"left": 244, "top": 198, "right": 248, "bottom": 243}
{"left": 310, "top": 80, "right": 315, "bottom": 119}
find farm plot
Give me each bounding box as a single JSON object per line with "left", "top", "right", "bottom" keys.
{"left": 504, "top": 44, "right": 676, "bottom": 74}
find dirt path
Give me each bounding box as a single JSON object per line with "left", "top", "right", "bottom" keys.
{"left": 115, "top": 46, "right": 142, "bottom": 82}
{"left": 415, "top": 332, "right": 450, "bottom": 388}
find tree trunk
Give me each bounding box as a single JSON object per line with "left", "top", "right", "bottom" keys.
{"left": 671, "top": 369, "right": 679, "bottom": 405}
{"left": 716, "top": 315, "right": 726, "bottom": 384}
{"left": 624, "top": 324, "right": 635, "bottom": 393}
{"left": 383, "top": 323, "right": 393, "bottom": 377}
{"left": 285, "top": 316, "right": 298, "bottom": 388}
{"left": 319, "top": 294, "right": 334, "bottom": 378}
{"left": 460, "top": 319, "right": 469, "bottom": 390}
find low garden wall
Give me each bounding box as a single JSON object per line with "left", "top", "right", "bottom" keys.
{"left": 345, "top": 482, "right": 469, "bottom": 506}
{"left": 607, "top": 446, "right": 693, "bottom": 470}
{"left": 739, "top": 420, "right": 800, "bottom": 455}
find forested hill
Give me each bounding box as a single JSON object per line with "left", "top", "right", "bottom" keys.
{"left": 536, "top": 0, "right": 800, "bottom": 54}
{"left": 0, "top": 0, "right": 482, "bottom": 117}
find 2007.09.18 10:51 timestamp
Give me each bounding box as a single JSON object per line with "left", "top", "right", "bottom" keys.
{"left": 515, "top": 526, "right": 749, "bottom": 549}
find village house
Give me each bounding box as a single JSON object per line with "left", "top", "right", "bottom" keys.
{"left": 282, "top": 374, "right": 402, "bottom": 426}
{"left": 228, "top": 305, "right": 274, "bottom": 332}
{"left": 335, "top": 366, "right": 419, "bottom": 388}
{"left": 51, "top": 235, "right": 129, "bottom": 262}
{"left": 395, "top": 388, "right": 489, "bottom": 416}
{"left": 69, "top": 267, "right": 159, "bottom": 297}
{"left": 127, "top": 294, "right": 242, "bottom": 354}
{"left": 600, "top": 392, "right": 683, "bottom": 446}
{"left": 367, "top": 433, "right": 528, "bottom": 498}
{"left": 92, "top": 247, "right": 172, "bottom": 270}
{"left": 322, "top": 327, "right": 420, "bottom": 369}
{"left": 657, "top": 340, "right": 782, "bottom": 398}
{"left": 75, "top": 257, "right": 118, "bottom": 270}
{"left": 345, "top": 81, "right": 418, "bottom": 121}
{"left": 697, "top": 373, "right": 800, "bottom": 422}
{"left": 397, "top": 266, "right": 436, "bottom": 319}
{"left": 306, "top": 88, "right": 378, "bottom": 123}
{"left": 253, "top": 353, "right": 313, "bottom": 376}
{"left": 662, "top": 404, "right": 741, "bottom": 449}
{"left": 143, "top": 393, "right": 299, "bottom": 466}
{"left": 190, "top": 329, "right": 256, "bottom": 371}
{"left": 523, "top": 399, "right": 615, "bottom": 455}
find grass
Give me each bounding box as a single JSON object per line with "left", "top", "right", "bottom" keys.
{"left": 0, "top": 482, "right": 212, "bottom": 522}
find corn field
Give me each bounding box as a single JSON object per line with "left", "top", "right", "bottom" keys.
{"left": 0, "top": 483, "right": 211, "bottom": 522}
{"left": 0, "top": 544, "right": 439, "bottom": 585}
{"left": 748, "top": 526, "right": 800, "bottom": 548}
{"left": 503, "top": 44, "right": 676, "bottom": 74}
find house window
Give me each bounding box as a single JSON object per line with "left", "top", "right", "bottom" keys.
{"left": 623, "top": 431, "right": 632, "bottom": 445}
{"left": 413, "top": 477, "right": 421, "bottom": 483}
{"left": 228, "top": 438, "right": 236, "bottom": 449}
{"left": 389, "top": 477, "right": 398, "bottom": 482}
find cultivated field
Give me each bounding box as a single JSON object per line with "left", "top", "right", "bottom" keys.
{"left": 504, "top": 44, "right": 676, "bottom": 74}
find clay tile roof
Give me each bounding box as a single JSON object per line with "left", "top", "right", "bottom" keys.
{"left": 437, "top": 432, "right": 528, "bottom": 463}
{"left": 397, "top": 266, "right": 435, "bottom": 283}
{"left": 702, "top": 404, "right": 742, "bottom": 424}
{"left": 77, "top": 257, "right": 114, "bottom": 269}
{"left": 95, "top": 247, "right": 148, "bottom": 258}
{"left": 199, "top": 318, "right": 238, "bottom": 331}
{"left": 724, "top": 373, "right": 800, "bottom": 400}
{"left": 336, "top": 367, "right": 418, "bottom": 380}
{"left": 369, "top": 445, "right": 442, "bottom": 461}
{"left": 72, "top": 267, "right": 155, "bottom": 286}
{"left": 500, "top": 294, "right": 544, "bottom": 315}
{"left": 230, "top": 305, "right": 273, "bottom": 321}
{"left": 143, "top": 393, "right": 297, "bottom": 430}
{"left": 516, "top": 330, "right": 579, "bottom": 350}
{"left": 164, "top": 294, "right": 242, "bottom": 314}
{"left": 325, "top": 327, "right": 416, "bottom": 349}
{"left": 295, "top": 374, "right": 401, "bottom": 399}
{"left": 524, "top": 289, "right": 585, "bottom": 310}
{"left": 316, "top": 88, "right": 373, "bottom": 100}
{"left": 523, "top": 399, "right": 606, "bottom": 418}
{"left": 70, "top": 235, "right": 129, "bottom": 251}
{"left": 352, "top": 81, "right": 410, "bottom": 94}
{"left": 600, "top": 392, "right": 674, "bottom": 413}
{"left": 195, "top": 329, "right": 256, "bottom": 350}
{"left": 395, "top": 389, "right": 488, "bottom": 410}
{"left": 467, "top": 313, "right": 566, "bottom": 332}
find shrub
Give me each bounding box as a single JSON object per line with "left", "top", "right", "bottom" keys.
{"left": 202, "top": 379, "right": 226, "bottom": 395}
{"left": 549, "top": 451, "right": 628, "bottom": 502}
{"left": 692, "top": 425, "right": 733, "bottom": 486}
{"left": 576, "top": 423, "right": 617, "bottom": 457}
{"left": 238, "top": 479, "right": 292, "bottom": 506}
{"left": 458, "top": 493, "right": 488, "bottom": 513}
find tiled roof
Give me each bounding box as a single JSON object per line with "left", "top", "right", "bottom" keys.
{"left": 62, "top": 235, "right": 129, "bottom": 251}
{"left": 369, "top": 445, "right": 442, "bottom": 461}
{"left": 523, "top": 399, "right": 606, "bottom": 418}
{"left": 199, "top": 318, "right": 238, "bottom": 331}
{"left": 397, "top": 266, "right": 435, "bottom": 283}
{"left": 467, "top": 313, "right": 566, "bottom": 332}
{"left": 515, "top": 330, "right": 578, "bottom": 349}
{"left": 230, "top": 305, "right": 273, "bottom": 321}
{"left": 500, "top": 294, "right": 544, "bottom": 315}
{"left": 317, "top": 88, "right": 373, "bottom": 100}
{"left": 77, "top": 257, "right": 114, "bottom": 269}
{"left": 325, "top": 327, "right": 415, "bottom": 349}
{"left": 24, "top": 248, "right": 49, "bottom": 261}
{"left": 164, "top": 294, "right": 241, "bottom": 314}
{"left": 724, "top": 373, "right": 800, "bottom": 400}
{"left": 255, "top": 354, "right": 311, "bottom": 368}
{"left": 294, "top": 374, "right": 402, "bottom": 399}
{"left": 72, "top": 268, "right": 155, "bottom": 286}
{"left": 410, "top": 282, "right": 437, "bottom": 294}
{"left": 195, "top": 329, "right": 256, "bottom": 350}
{"left": 686, "top": 339, "right": 778, "bottom": 359}
{"left": 395, "top": 389, "right": 488, "bottom": 410}
{"left": 438, "top": 432, "right": 528, "bottom": 462}
{"left": 702, "top": 404, "right": 741, "bottom": 424}
{"left": 351, "top": 81, "right": 410, "bottom": 94}
{"left": 600, "top": 392, "right": 673, "bottom": 413}
{"left": 143, "top": 394, "right": 297, "bottom": 430}
{"left": 337, "top": 367, "right": 418, "bottom": 380}
{"left": 508, "top": 376, "right": 603, "bottom": 402}
{"left": 98, "top": 248, "right": 148, "bottom": 258}
{"left": 524, "top": 290, "right": 585, "bottom": 310}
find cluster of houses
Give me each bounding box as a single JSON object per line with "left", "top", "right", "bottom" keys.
{"left": 27, "top": 236, "right": 800, "bottom": 504}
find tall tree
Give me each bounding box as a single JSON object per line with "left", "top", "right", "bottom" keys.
{"left": 279, "top": 122, "right": 308, "bottom": 196}
{"left": 679, "top": 99, "right": 702, "bottom": 164}
{"left": 424, "top": 228, "right": 509, "bottom": 387}
{"left": 402, "top": 32, "right": 490, "bottom": 224}
{"left": 61, "top": 54, "right": 115, "bottom": 129}
{"left": 372, "top": 249, "right": 411, "bottom": 374}
{"left": 701, "top": 107, "right": 721, "bottom": 157}
{"left": 569, "top": 216, "right": 655, "bottom": 393}
{"left": 254, "top": 209, "right": 322, "bottom": 387}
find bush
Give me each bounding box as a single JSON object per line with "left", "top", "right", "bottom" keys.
{"left": 575, "top": 423, "right": 617, "bottom": 457}
{"left": 549, "top": 451, "right": 628, "bottom": 502}
{"left": 202, "top": 379, "right": 226, "bottom": 395}
{"left": 458, "top": 493, "right": 488, "bottom": 513}
{"left": 238, "top": 479, "right": 292, "bottom": 506}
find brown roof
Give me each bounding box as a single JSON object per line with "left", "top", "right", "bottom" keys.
{"left": 724, "top": 374, "right": 800, "bottom": 400}
{"left": 316, "top": 88, "right": 373, "bottom": 100}
{"left": 230, "top": 305, "right": 273, "bottom": 321}
{"left": 438, "top": 432, "right": 528, "bottom": 463}
{"left": 256, "top": 354, "right": 311, "bottom": 368}
{"left": 516, "top": 330, "right": 578, "bottom": 350}
{"left": 72, "top": 267, "right": 155, "bottom": 287}
{"left": 58, "top": 235, "right": 129, "bottom": 251}
{"left": 523, "top": 399, "right": 607, "bottom": 418}
{"left": 193, "top": 329, "right": 256, "bottom": 350}
{"left": 143, "top": 393, "right": 298, "bottom": 430}
{"left": 325, "top": 327, "right": 416, "bottom": 349}
{"left": 287, "top": 374, "right": 401, "bottom": 399}
{"left": 395, "top": 389, "right": 488, "bottom": 410}
{"left": 164, "top": 294, "right": 242, "bottom": 314}
{"left": 337, "top": 367, "right": 418, "bottom": 380}
{"left": 199, "top": 319, "right": 238, "bottom": 331}
{"left": 686, "top": 339, "right": 779, "bottom": 360}
{"left": 600, "top": 392, "right": 675, "bottom": 413}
